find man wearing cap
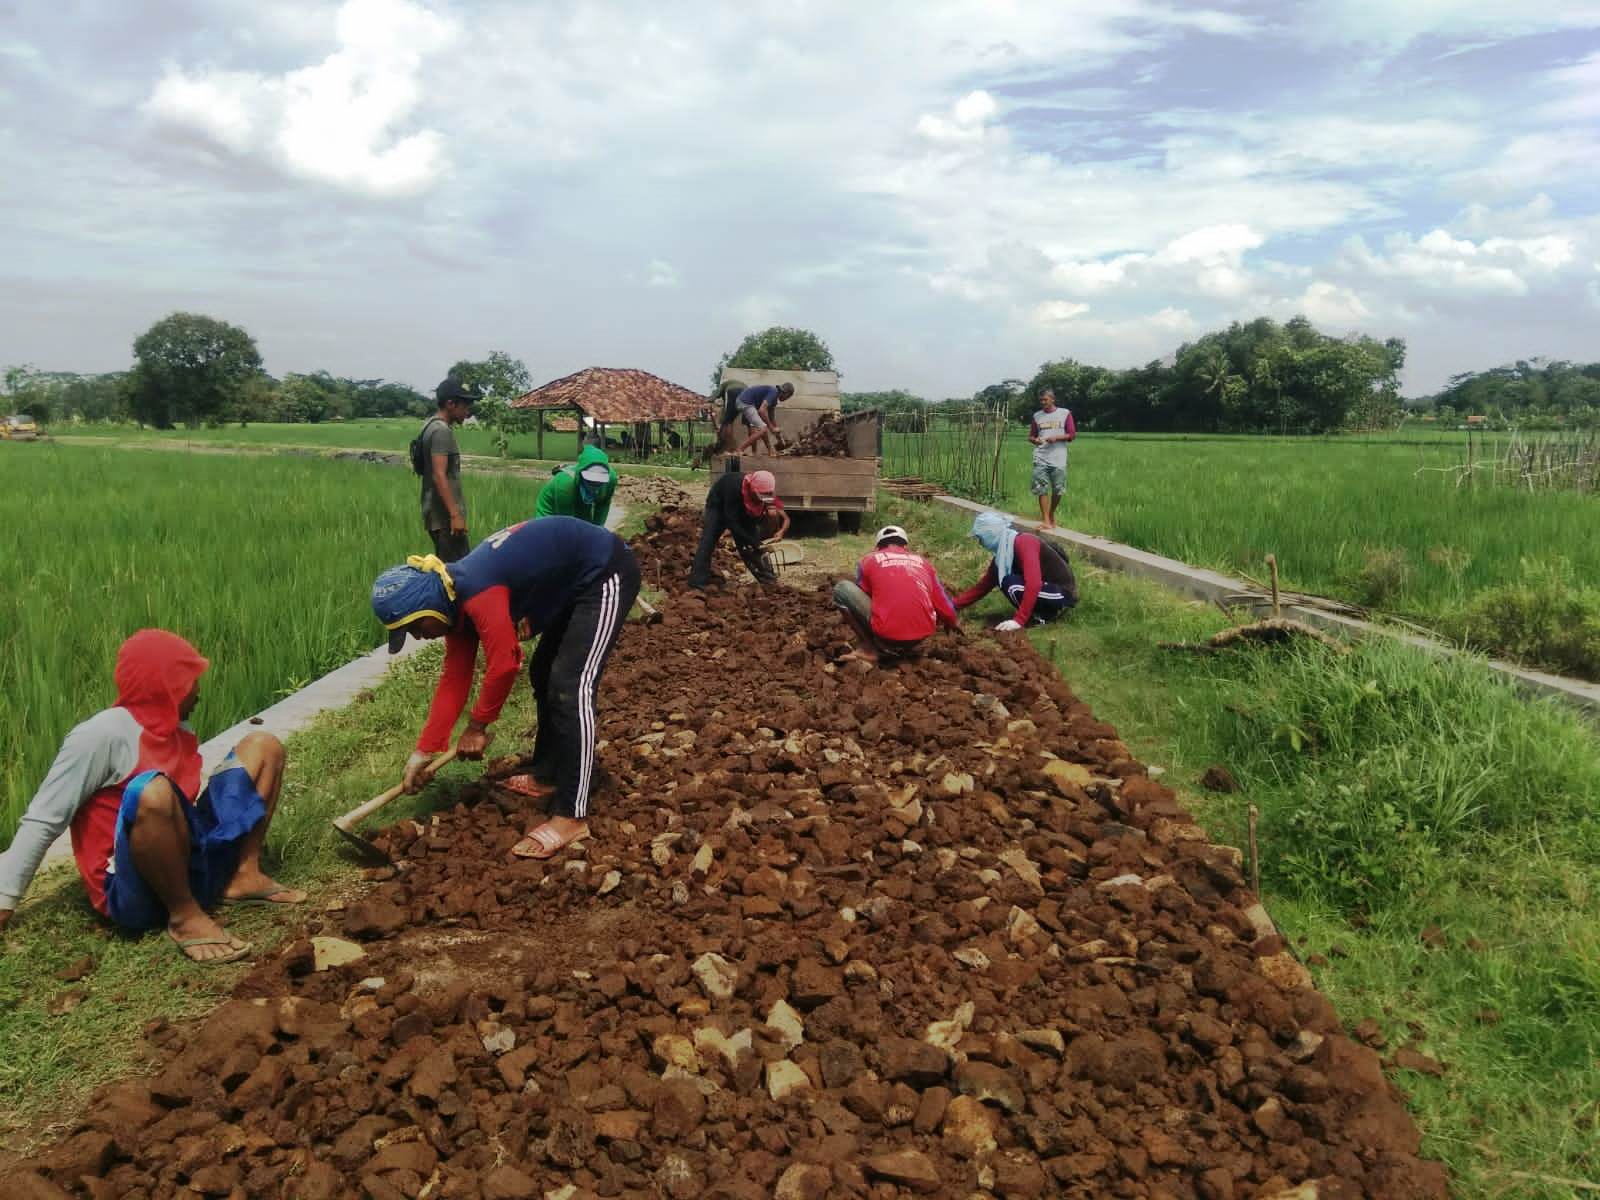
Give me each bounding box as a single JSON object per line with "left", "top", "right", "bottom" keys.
{"left": 688, "top": 469, "right": 789, "bottom": 589}
{"left": 372, "top": 516, "right": 640, "bottom": 859}
{"left": 420, "top": 375, "right": 483, "bottom": 563}
{"left": 833, "top": 526, "right": 960, "bottom": 664}
{"left": 535, "top": 444, "right": 617, "bottom": 527}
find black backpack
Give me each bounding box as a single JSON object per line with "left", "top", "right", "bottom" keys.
{"left": 410, "top": 416, "right": 443, "bottom": 475}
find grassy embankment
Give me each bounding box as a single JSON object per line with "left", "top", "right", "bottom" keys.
{"left": 2, "top": 463, "right": 1595, "bottom": 1195}
{"left": 887, "top": 429, "right": 1600, "bottom": 678}
{"left": 0, "top": 442, "right": 546, "bottom": 840}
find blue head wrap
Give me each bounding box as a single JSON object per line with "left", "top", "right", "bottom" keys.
{"left": 371, "top": 556, "right": 456, "bottom": 653}
{"left": 971, "top": 512, "right": 1018, "bottom": 581}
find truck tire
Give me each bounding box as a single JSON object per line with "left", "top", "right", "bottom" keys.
{"left": 838, "top": 511, "right": 863, "bottom": 534}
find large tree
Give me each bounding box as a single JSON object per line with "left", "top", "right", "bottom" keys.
{"left": 130, "top": 312, "right": 262, "bottom": 428}
{"left": 713, "top": 326, "right": 836, "bottom": 392}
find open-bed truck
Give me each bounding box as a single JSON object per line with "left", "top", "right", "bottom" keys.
{"left": 713, "top": 368, "right": 880, "bottom": 533}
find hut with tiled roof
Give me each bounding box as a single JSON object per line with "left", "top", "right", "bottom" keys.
{"left": 510, "top": 367, "right": 710, "bottom": 459}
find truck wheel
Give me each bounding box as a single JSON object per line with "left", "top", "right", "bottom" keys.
{"left": 838, "top": 512, "right": 863, "bottom": 534}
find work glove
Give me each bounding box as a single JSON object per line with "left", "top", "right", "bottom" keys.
{"left": 403, "top": 750, "right": 438, "bottom": 795}
{"left": 994, "top": 619, "right": 1024, "bottom": 633}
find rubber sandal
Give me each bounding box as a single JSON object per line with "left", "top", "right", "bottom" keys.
{"left": 498, "top": 774, "right": 556, "bottom": 799}
{"left": 511, "top": 823, "right": 590, "bottom": 860}
{"left": 221, "top": 885, "right": 308, "bottom": 906}
{"left": 172, "top": 935, "right": 252, "bottom": 965}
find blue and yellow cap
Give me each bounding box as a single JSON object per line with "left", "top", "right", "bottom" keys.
{"left": 371, "top": 556, "right": 457, "bottom": 653}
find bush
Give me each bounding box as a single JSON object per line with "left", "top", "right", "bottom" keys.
{"left": 1197, "top": 639, "right": 1600, "bottom": 913}
{"left": 1444, "top": 559, "right": 1600, "bottom": 680}
{"left": 1350, "top": 546, "right": 1411, "bottom": 607}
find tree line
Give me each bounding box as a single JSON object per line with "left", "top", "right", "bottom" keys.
{"left": 0, "top": 313, "right": 539, "bottom": 443}
{"left": 1413, "top": 359, "right": 1600, "bottom": 428}
{"left": 840, "top": 316, "right": 1408, "bottom": 434}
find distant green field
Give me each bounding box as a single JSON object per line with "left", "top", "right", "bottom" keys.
{"left": 888, "top": 430, "right": 1600, "bottom": 667}
{"left": 58, "top": 417, "right": 714, "bottom": 464}
{"left": 0, "top": 442, "right": 544, "bottom": 839}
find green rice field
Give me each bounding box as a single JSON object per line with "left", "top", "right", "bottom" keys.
{"left": 888, "top": 429, "right": 1600, "bottom": 675}
{"left": 0, "top": 442, "right": 542, "bottom": 839}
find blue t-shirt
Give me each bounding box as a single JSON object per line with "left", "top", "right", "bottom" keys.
{"left": 738, "top": 385, "right": 781, "bottom": 412}
{"left": 448, "top": 516, "right": 621, "bottom": 633}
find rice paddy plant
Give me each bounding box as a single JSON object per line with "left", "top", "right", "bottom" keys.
{"left": 0, "top": 443, "right": 542, "bottom": 839}
{"left": 884, "top": 428, "right": 1600, "bottom": 675}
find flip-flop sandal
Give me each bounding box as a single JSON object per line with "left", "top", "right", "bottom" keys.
{"left": 221, "top": 886, "right": 308, "bottom": 906}
{"left": 511, "top": 823, "right": 590, "bottom": 860}
{"left": 498, "top": 774, "right": 556, "bottom": 799}
{"left": 172, "top": 935, "right": 252, "bottom": 965}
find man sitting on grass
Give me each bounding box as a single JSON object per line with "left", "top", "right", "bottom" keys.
{"left": 0, "top": 630, "right": 302, "bottom": 964}
{"left": 833, "top": 525, "right": 960, "bottom": 664}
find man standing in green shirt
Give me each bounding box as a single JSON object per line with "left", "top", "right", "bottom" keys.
{"left": 420, "top": 376, "right": 481, "bottom": 562}
{"left": 536, "top": 444, "right": 617, "bottom": 527}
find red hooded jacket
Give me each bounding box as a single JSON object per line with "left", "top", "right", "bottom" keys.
{"left": 70, "top": 630, "right": 209, "bottom": 914}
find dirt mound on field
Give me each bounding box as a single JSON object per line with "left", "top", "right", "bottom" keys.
{"left": 19, "top": 520, "right": 1444, "bottom": 1199}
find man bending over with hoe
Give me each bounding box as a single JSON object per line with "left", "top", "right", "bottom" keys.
{"left": 954, "top": 511, "right": 1079, "bottom": 631}
{"left": 372, "top": 516, "right": 639, "bottom": 860}
{"left": 0, "top": 630, "right": 301, "bottom": 964}
{"left": 833, "top": 525, "right": 960, "bottom": 664}
{"left": 688, "top": 469, "right": 789, "bottom": 589}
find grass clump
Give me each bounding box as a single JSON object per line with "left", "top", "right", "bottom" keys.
{"left": 1442, "top": 559, "right": 1600, "bottom": 680}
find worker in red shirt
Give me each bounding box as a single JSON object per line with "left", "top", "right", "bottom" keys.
{"left": 371, "top": 516, "right": 640, "bottom": 860}
{"left": 833, "top": 525, "right": 960, "bottom": 663}
{"left": 953, "top": 511, "right": 1078, "bottom": 630}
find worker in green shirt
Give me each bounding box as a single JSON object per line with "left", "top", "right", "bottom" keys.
{"left": 535, "top": 444, "right": 617, "bottom": 527}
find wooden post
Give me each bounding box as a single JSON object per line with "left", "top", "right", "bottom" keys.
{"left": 536, "top": 408, "right": 545, "bottom": 460}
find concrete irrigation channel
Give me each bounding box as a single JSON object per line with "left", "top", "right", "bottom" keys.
{"left": 14, "top": 508, "right": 1445, "bottom": 1200}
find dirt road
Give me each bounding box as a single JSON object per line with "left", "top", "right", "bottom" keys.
{"left": 16, "top": 508, "right": 1444, "bottom": 1199}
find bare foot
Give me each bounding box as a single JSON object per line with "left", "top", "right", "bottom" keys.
{"left": 167, "top": 911, "right": 250, "bottom": 963}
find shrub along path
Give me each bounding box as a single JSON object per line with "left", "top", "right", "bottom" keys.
{"left": 14, "top": 508, "right": 1444, "bottom": 1199}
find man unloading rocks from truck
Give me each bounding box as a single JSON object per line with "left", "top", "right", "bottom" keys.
{"left": 730, "top": 381, "right": 794, "bottom": 454}
{"left": 833, "top": 525, "right": 960, "bottom": 664}
{"left": 371, "top": 516, "right": 640, "bottom": 860}
{"left": 688, "top": 468, "right": 789, "bottom": 589}
{"left": 954, "top": 511, "right": 1079, "bottom": 630}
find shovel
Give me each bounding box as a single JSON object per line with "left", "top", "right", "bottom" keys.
{"left": 333, "top": 749, "right": 457, "bottom": 864}
{"left": 635, "top": 596, "right": 664, "bottom": 625}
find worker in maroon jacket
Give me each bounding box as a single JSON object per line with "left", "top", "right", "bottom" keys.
{"left": 833, "top": 525, "right": 960, "bottom": 663}
{"left": 953, "top": 511, "right": 1078, "bottom": 630}
{"left": 371, "top": 516, "right": 639, "bottom": 860}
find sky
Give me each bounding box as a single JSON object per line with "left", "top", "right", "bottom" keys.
{"left": 1, "top": 0, "right": 1597, "bottom": 399}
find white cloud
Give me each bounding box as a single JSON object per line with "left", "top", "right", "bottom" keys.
{"left": 144, "top": 0, "right": 455, "bottom": 197}
{"left": 916, "top": 90, "right": 1002, "bottom": 145}
{"left": 1298, "top": 281, "right": 1371, "bottom": 325}
{"left": 647, "top": 259, "right": 680, "bottom": 288}
{"left": 1340, "top": 227, "right": 1580, "bottom": 296}
{"left": 1033, "top": 300, "right": 1091, "bottom": 324}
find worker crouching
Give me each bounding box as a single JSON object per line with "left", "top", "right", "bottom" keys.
{"left": 833, "top": 525, "right": 960, "bottom": 664}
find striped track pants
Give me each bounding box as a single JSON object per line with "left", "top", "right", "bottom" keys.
{"left": 528, "top": 548, "right": 641, "bottom": 819}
